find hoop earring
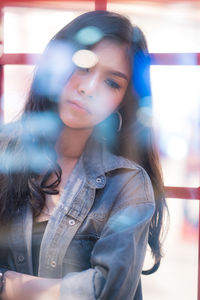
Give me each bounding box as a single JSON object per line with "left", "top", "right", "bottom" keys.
{"left": 116, "top": 111, "right": 122, "bottom": 132}
{"left": 96, "top": 111, "right": 122, "bottom": 142}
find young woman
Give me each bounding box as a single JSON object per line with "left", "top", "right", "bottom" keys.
{"left": 0, "top": 10, "right": 168, "bottom": 300}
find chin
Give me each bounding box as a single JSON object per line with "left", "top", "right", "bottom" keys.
{"left": 60, "top": 119, "right": 93, "bottom": 130}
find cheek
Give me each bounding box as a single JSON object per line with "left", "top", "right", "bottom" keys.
{"left": 89, "top": 93, "right": 124, "bottom": 121}
{"left": 62, "top": 77, "right": 75, "bottom": 94}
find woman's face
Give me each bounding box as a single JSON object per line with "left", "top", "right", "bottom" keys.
{"left": 59, "top": 39, "right": 131, "bottom": 129}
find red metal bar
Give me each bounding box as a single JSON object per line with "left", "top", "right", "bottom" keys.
{"left": 0, "top": 53, "right": 40, "bottom": 65}
{"left": 165, "top": 186, "right": 200, "bottom": 200}
{"left": 0, "top": 0, "right": 200, "bottom": 6}
{"left": 1, "top": 53, "right": 200, "bottom": 66}
{"left": 0, "top": 0, "right": 95, "bottom": 10}
{"left": 151, "top": 53, "right": 200, "bottom": 66}
{"left": 95, "top": 0, "right": 107, "bottom": 10}
{"left": 1, "top": 0, "right": 94, "bottom": 3}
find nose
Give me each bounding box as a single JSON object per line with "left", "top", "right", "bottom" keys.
{"left": 77, "top": 73, "right": 98, "bottom": 98}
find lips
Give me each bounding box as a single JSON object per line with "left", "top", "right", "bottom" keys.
{"left": 67, "top": 100, "right": 90, "bottom": 113}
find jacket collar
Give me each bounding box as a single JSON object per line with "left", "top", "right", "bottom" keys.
{"left": 83, "top": 136, "right": 139, "bottom": 189}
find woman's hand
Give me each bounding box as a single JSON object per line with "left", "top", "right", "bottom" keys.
{"left": 1, "top": 271, "right": 61, "bottom": 300}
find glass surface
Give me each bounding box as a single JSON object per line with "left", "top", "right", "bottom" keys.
{"left": 3, "top": 5, "right": 94, "bottom": 53}
{"left": 107, "top": 1, "right": 200, "bottom": 53}
{"left": 143, "top": 198, "right": 198, "bottom": 300}
{"left": 151, "top": 65, "right": 200, "bottom": 188}
{"left": 3, "top": 65, "right": 34, "bottom": 123}
{"left": 2, "top": 5, "right": 200, "bottom": 300}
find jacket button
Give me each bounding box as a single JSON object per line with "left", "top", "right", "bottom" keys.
{"left": 96, "top": 177, "right": 102, "bottom": 183}
{"left": 68, "top": 219, "right": 76, "bottom": 226}
{"left": 17, "top": 255, "right": 25, "bottom": 263}
{"left": 51, "top": 260, "right": 56, "bottom": 268}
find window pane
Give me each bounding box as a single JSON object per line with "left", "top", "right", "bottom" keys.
{"left": 148, "top": 65, "right": 199, "bottom": 300}
{"left": 2, "top": 6, "right": 199, "bottom": 300}
{"left": 151, "top": 66, "right": 200, "bottom": 188}
{"left": 143, "top": 198, "right": 198, "bottom": 300}
{"left": 107, "top": 1, "right": 200, "bottom": 52}
{"left": 105, "top": 3, "right": 200, "bottom": 298}
{"left": 3, "top": 65, "right": 34, "bottom": 123}
{"left": 3, "top": 4, "right": 94, "bottom": 53}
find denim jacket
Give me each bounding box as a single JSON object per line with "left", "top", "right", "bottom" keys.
{"left": 1, "top": 137, "right": 155, "bottom": 300}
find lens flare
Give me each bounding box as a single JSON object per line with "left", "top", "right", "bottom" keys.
{"left": 22, "top": 112, "right": 61, "bottom": 139}
{"left": 72, "top": 49, "right": 98, "bottom": 69}
{"left": 139, "top": 96, "right": 152, "bottom": 108}
{"left": 108, "top": 205, "right": 154, "bottom": 232}
{"left": 0, "top": 112, "right": 60, "bottom": 174}
{"left": 0, "top": 142, "right": 55, "bottom": 173}
{"left": 136, "top": 107, "right": 152, "bottom": 127}
{"left": 34, "top": 41, "right": 73, "bottom": 98}
{"left": 75, "top": 26, "right": 103, "bottom": 46}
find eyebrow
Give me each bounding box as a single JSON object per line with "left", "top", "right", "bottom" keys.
{"left": 107, "top": 70, "right": 129, "bottom": 81}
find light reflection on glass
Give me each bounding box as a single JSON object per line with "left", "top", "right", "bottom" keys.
{"left": 74, "top": 26, "right": 103, "bottom": 46}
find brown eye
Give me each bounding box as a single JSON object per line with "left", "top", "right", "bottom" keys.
{"left": 105, "top": 79, "right": 121, "bottom": 89}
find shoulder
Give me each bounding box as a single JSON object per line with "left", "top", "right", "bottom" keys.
{"left": 83, "top": 138, "right": 154, "bottom": 206}
{"left": 106, "top": 156, "right": 155, "bottom": 206}
{"left": 103, "top": 156, "right": 156, "bottom": 227}
{"left": 103, "top": 148, "right": 153, "bottom": 198}
{"left": 99, "top": 155, "right": 155, "bottom": 231}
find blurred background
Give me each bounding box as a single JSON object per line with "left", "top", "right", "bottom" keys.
{"left": 0, "top": 1, "right": 200, "bottom": 299}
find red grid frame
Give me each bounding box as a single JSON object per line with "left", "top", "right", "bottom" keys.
{"left": 0, "top": 0, "right": 200, "bottom": 298}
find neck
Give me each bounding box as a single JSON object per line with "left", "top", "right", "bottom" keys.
{"left": 55, "top": 126, "right": 93, "bottom": 160}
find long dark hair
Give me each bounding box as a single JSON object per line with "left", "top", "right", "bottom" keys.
{"left": 0, "top": 10, "right": 168, "bottom": 274}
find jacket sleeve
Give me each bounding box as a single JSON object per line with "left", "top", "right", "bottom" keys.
{"left": 60, "top": 168, "right": 155, "bottom": 300}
